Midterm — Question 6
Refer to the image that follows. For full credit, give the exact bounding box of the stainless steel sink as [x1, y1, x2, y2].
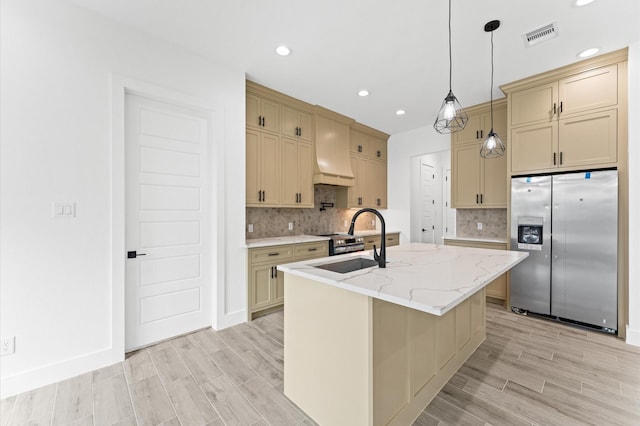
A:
[313, 257, 379, 274]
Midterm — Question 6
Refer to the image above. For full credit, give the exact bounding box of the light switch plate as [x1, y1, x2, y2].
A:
[248, 224, 254, 233]
[477, 222, 483, 230]
[288, 222, 293, 231]
[1, 336, 15, 356]
[52, 202, 75, 218]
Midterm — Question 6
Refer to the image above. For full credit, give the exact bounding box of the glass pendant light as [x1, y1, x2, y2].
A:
[434, 0, 468, 134]
[480, 20, 506, 158]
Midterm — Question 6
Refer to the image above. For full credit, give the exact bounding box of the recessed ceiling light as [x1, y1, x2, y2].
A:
[275, 45, 291, 56]
[395, 109, 406, 116]
[574, 0, 596, 6]
[358, 90, 370, 97]
[577, 47, 599, 58]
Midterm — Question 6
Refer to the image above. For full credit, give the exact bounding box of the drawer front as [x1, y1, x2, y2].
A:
[294, 241, 329, 260]
[385, 233, 400, 247]
[443, 240, 507, 251]
[364, 235, 381, 251]
[249, 245, 294, 265]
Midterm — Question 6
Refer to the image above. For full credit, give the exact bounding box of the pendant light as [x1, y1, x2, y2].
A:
[480, 20, 506, 158]
[433, 0, 468, 134]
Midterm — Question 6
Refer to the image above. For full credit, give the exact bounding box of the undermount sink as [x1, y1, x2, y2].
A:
[314, 257, 379, 274]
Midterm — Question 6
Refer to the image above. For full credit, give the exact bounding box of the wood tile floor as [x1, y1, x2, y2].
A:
[2, 302, 640, 425]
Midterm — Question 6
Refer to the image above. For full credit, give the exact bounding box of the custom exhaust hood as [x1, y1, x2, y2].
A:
[313, 106, 355, 187]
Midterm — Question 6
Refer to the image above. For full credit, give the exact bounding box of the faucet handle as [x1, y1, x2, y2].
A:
[372, 244, 380, 261]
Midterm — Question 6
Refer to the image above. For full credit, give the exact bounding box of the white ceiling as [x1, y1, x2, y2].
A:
[67, 0, 640, 135]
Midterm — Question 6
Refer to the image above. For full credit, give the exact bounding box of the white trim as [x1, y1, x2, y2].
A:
[626, 325, 640, 347]
[1, 348, 114, 397]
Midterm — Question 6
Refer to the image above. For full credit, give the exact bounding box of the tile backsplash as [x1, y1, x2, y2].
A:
[246, 185, 376, 239]
[456, 209, 508, 239]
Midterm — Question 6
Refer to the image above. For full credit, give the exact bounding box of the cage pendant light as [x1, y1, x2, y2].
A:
[434, 0, 468, 134]
[480, 20, 506, 158]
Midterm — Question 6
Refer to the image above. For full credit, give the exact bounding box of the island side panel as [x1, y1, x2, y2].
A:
[373, 289, 486, 426]
[284, 273, 374, 426]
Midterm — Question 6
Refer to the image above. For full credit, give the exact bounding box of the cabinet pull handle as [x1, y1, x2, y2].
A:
[553, 103, 557, 115]
[358, 145, 363, 153]
[377, 150, 381, 157]
[476, 194, 479, 204]
[299, 193, 302, 203]
[274, 268, 277, 278]
[560, 151, 563, 165]
[560, 101, 563, 113]
[553, 152, 557, 165]
[268, 252, 279, 257]
[480, 130, 483, 138]
[358, 197, 362, 205]
[258, 115, 262, 126]
[476, 130, 479, 139]
[270, 266, 274, 279]
[262, 190, 265, 201]
[480, 194, 483, 204]
[377, 198, 381, 206]
[308, 248, 317, 252]
[298, 127, 302, 137]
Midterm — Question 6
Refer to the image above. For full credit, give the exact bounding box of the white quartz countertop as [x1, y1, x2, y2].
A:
[245, 235, 330, 248]
[443, 236, 508, 244]
[278, 243, 527, 316]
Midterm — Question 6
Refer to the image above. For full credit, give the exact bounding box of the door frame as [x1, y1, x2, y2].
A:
[110, 74, 222, 360]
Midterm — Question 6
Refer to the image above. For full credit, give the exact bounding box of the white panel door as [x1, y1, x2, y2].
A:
[125, 93, 211, 351]
[420, 163, 436, 244]
[443, 168, 456, 237]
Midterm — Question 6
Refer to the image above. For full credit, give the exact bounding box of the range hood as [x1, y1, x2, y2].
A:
[313, 106, 355, 187]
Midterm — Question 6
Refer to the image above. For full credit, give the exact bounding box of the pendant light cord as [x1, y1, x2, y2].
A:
[490, 28, 494, 130]
[448, 0, 452, 92]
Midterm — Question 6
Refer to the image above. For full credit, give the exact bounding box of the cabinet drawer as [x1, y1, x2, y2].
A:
[294, 241, 329, 260]
[385, 233, 400, 247]
[364, 235, 381, 251]
[249, 245, 294, 265]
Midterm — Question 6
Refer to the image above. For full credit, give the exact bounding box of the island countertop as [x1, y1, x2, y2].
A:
[278, 242, 528, 316]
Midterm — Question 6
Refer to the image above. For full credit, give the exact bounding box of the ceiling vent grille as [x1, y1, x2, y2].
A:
[523, 22, 558, 47]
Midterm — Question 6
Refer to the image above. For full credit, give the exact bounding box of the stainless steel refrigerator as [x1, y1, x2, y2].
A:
[510, 170, 618, 333]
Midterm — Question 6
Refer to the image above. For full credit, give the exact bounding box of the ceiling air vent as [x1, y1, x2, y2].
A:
[523, 22, 558, 47]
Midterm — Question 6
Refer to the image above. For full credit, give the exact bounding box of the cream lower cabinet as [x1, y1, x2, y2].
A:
[248, 241, 328, 318]
[281, 137, 313, 207]
[363, 232, 400, 251]
[443, 239, 508, 304]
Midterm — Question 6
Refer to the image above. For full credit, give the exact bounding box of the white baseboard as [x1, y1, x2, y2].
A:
[0, 347, 122, 399]
[626, 324, 640, 347]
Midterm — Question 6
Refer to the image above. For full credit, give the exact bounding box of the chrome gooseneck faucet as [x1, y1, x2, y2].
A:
[348, 208, 386, 268]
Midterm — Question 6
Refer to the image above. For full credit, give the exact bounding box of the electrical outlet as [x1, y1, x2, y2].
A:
[343, 220, 348, 227]
[1, 336, 15, 356]
[288, 222, 293, 231]
[52, 202, 75, 218]
[477, 222, 483, 230]
[248, 224, 254, 233]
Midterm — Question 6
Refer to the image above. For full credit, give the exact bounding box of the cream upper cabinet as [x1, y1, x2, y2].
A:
[369, 159, 387, 208]
[451, 100, 507, 208]
[246, 129, 280, 206]
[506, 60, 623, 174]
[282, 105, 313, 142]
[281, 137, 314, 208]
[246, 93, 280, 133]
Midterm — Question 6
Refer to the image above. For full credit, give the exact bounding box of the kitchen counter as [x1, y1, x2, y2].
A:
[245, 234, 329, 248]
[278, 243, 526, 316]
[281, 243, 527, 425]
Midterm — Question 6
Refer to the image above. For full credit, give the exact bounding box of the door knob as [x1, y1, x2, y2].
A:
[127, 251, 147, 258]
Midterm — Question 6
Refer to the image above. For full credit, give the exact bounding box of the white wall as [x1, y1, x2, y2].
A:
[626, 40, 640, 346]
[0, 0, 246, 397]
[385, 127, 450, 243]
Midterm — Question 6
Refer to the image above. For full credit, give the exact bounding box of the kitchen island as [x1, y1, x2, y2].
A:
[277, 243, 528, 426]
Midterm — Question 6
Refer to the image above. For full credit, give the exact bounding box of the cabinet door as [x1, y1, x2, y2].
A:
[281, 106, 299, 139]
[246, 93, 262, 130]
[510, 122, 558, 173]
[274, 266, 285, 304]
[297, 111, 313, 142]
[370, 137, 387, 161]
[364, 235, 381, 251]
[350, 131, 367, 155]
[261, 99, 280, 133]
[297, 142, 314, 207]
[452, 113, 483, 145]
[452, 144, 481, 208]
[250, 264, 275, 312]
[246, 130, 261, 205]
[486, 275, 507, 299]
[369, 160, 387, 208]
[281, 137, 299, 206]
[510, 82, 557, 127]
[350, 156, 368, 207]
[260, 132, 281, 205]
[558, 64, 618, 117]
[481, 153, 507, 208]
[558, 109, 617, 168]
